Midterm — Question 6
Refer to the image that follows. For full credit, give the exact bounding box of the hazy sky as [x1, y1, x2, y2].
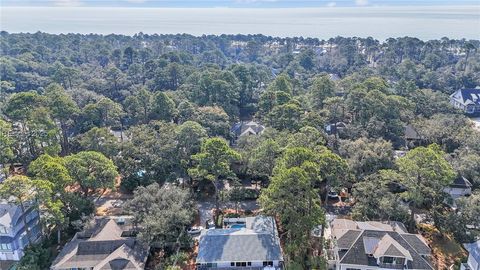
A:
[1, 0, 479, 40]
[1, 0, 480, 8]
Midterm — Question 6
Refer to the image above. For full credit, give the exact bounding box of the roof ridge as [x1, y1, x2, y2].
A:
[398, 233, 434, 270]
[338, 229, 365, 262]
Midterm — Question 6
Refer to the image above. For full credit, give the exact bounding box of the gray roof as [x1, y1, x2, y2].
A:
[339, 230, 433, 269]
[0, 203, 20, 227]
[451, 88, 480, 106]
[0, 201, 36, 228]
[197, 216, 282, 263]
[400, 234, 432, 256]
[51, 218, 148, 270]
[450, 175, 472, 188]
[337, 230, 362, 250]
[405, 125, 421, 140]
[231, 121, 265, 138]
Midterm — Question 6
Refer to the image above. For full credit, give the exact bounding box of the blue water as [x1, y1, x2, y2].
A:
[1, 6, 479, 40]
[230, 224, 246, 229]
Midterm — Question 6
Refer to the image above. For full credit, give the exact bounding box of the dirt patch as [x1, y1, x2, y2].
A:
[418, 224, 467, 269]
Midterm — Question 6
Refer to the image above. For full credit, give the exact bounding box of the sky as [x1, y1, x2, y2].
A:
[1, 0, 480, 8]
[1, 0, 479, 40]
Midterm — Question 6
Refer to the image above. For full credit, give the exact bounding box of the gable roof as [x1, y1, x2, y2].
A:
[450, 175, 472, 189]
[332, 219, 432, 269]
[197, 216, 283, 263]
[51, 218, 148, 270]
[231, 121, 265, 138]
[0, 201, 37, 228]
[0, 203, 20, 227]
[405, 125, 421, 140]
[451, 88, 480, 106]
[338, 230, 362, 250]
[373, 234, 412, 260]
[339, 230, 433, 269]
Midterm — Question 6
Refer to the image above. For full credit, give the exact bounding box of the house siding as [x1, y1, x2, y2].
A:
[197, 260, 281, 270]
[467, 254, 479, 270]
[443, 187, 472, 198]
[0, 206, 41, 262]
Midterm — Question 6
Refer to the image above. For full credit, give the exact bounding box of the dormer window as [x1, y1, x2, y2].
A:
[381, 256, 406, 265]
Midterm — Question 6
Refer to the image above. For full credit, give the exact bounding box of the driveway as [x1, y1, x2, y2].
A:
[196, 199, 260, 226]
[93, 192, 133, 216]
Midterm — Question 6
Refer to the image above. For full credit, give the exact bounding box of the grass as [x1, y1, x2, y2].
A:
[418, 224, 467, 269]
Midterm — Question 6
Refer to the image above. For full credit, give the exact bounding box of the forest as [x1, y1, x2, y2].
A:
[0, 32, 479, 269]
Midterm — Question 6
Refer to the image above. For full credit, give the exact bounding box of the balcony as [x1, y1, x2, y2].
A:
[378, 263, 406, 269]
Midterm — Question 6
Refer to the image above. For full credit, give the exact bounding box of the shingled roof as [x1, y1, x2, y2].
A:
[332, 219, 433, 270]
[451, 88, 480, 106]
[196, 216, 283, 264]
[231, 121, 265, 138]
[51, 218, 148, 270]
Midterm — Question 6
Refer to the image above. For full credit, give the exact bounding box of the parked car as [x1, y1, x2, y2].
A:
[187, 226, 204, 235]
[327, 190, 339, 199]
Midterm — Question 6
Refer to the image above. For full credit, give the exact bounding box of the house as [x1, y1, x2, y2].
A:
[462, 240, 480, 270]
[51, 217, 149, 270]
[325, 122, 347, 136]
[196, 216, 283, 269]
[444, 175, 473, 200]
[231, 121, 265, 141]
[404, 125, 422, 149]
[450, 88, 480, 114]
[329, 219, 433, 270]
[0, 201, 41, 265]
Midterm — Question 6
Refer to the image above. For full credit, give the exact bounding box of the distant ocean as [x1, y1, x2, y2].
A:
[1, 6, 479, 40]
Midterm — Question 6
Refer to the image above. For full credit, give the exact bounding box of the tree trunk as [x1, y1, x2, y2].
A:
[213, 177, 220, 226]
[57, 228, 61, 244]
[60, 121, 69, 155]
[1, 163, 8, 179]
[324, 184, 329, 207]
[409, 204, 416, 232]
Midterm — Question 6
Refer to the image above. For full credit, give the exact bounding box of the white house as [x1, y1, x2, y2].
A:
[230, 121, 265, 142]
[450, 88, 480, 114]
[0, 202, 41, 265]
[196, 216, 283, 270]
[462, 240, 480, 270]
[444, 175, 473, 200]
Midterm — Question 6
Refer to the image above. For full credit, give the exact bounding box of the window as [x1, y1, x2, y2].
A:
[247, 262, 251, 266]
[231, 262, 235, 267]
[382, 256, 394, 264]
[263, 261, 273, 267]
[346, 268, 361, 270]
[234, 262, 248, 267]
[0, 243, 12, 251]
